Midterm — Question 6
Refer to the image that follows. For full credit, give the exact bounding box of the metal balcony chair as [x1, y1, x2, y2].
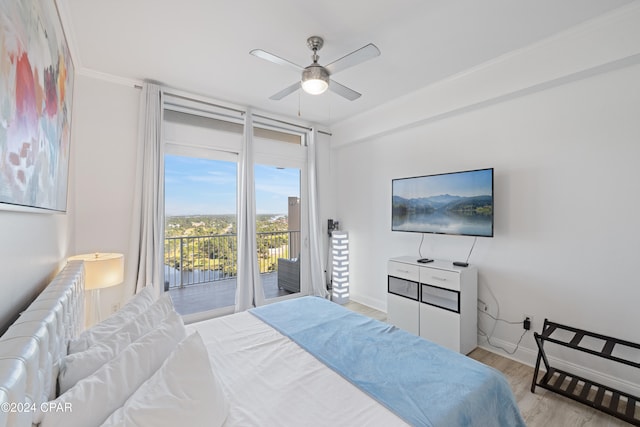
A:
[277, 257, 300, 293]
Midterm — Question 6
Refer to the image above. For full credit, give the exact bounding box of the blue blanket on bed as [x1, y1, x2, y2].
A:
[250, 297, 525, 427]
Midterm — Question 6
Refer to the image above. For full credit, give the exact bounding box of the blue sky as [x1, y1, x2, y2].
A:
[164, 155, 300, 216]
[393, 168, 493, 199]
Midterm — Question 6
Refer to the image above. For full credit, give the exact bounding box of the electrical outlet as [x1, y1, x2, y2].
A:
[111, 303, 120, 314]
[477, 299, 488, 312]
[523, 314, 533, 330]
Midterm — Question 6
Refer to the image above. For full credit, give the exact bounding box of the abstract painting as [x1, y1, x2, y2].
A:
[0, 0, 74, 212]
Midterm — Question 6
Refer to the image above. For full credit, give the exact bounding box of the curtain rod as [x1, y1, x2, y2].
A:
[164, 103, 244, 124]
[248, 112, 309, 131]
[135, 84, 332, 136]
[163, 91, 245, 115]
[246, 112, 332, 136]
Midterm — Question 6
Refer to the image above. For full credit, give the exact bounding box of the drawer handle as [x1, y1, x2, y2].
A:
[432, 276, 448, 282]
[397, 269, 410, 274]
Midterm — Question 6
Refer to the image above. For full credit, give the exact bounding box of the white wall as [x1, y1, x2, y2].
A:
[331, 6, 640, 392]
[315, 132, 334, 286]
[71, 75, 140, 312]
[0, 210, 70, 331]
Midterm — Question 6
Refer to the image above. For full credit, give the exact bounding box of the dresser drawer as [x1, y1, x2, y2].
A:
[387, 261, 419, 282]
[419, 268, 460, 291]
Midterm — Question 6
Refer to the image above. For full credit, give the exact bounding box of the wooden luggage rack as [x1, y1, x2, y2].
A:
[531, 319, 640, 426]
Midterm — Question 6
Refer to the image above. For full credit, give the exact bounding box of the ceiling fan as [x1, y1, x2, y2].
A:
[250, 36, 380, 101]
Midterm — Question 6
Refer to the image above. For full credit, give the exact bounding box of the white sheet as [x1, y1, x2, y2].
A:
[188, 312, 408, 427]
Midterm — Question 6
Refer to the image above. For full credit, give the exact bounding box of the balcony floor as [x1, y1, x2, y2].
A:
[168, 271, 293, 316]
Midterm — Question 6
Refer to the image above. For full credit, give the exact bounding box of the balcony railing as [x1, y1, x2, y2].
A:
[164, 231, 300, 289]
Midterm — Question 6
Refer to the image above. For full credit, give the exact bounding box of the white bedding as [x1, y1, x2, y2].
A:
[188, 312, 409, 427]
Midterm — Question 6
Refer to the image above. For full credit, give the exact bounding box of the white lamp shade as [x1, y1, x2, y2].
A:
[69, 253, 124, 290]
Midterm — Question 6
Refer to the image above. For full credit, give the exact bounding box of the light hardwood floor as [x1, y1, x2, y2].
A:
[343, 301, 630, 427]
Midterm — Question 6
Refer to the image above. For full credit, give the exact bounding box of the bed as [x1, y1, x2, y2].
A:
[0, 261, 525, 426]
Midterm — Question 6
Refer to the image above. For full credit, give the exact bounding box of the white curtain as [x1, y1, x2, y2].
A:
[127, 82, 165, 299]
[307, 128, 329, 298]
[235, 109, 262, 311]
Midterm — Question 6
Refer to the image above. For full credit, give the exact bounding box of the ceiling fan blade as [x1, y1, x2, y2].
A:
[325, 43, 380, 75]
[269, 82, 301, 100]
[250, 49, 304, 73]
[329, 80, 361, 101]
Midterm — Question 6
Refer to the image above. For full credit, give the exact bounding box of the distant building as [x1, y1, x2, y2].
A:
[288, 197, 300, 257]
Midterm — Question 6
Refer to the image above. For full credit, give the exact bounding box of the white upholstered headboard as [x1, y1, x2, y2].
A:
[0, 260, 84, 427]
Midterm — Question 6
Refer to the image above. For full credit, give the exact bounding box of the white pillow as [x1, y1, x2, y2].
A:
[69, 286, 155, 354]
[39, 311, 186, 427]
[58, 332, 132, 394]
[118, 294, 174, 342]
[100, 332, 228, 427]
[59, 294, 175, 393]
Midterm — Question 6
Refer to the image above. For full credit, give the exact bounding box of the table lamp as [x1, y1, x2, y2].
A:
[68, 253, 124, 326]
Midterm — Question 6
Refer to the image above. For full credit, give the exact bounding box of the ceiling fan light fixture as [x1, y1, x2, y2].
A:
[252, 36, 379, 101]
[301, 65, 329, 95]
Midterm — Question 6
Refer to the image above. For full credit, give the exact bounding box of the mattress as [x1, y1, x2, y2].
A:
[188, 311, 409, 426]
[188, 297, 525, 427]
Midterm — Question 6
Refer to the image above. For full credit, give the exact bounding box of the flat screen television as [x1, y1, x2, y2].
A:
[392, 168, 493, 237]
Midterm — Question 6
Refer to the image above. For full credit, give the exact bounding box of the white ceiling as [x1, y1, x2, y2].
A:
[58, 0, 632, 127]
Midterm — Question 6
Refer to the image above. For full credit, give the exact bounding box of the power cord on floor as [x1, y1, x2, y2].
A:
[478, 326, 528, 355]
[478, 310, 528, 355]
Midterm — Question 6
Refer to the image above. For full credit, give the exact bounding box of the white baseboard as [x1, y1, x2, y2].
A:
[349, 292, 386, 313]
[477, 334, 640, 397]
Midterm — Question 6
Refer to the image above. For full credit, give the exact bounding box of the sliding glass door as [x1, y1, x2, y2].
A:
[164, 150, 239, 317]
[163, 108, 242, 319]
[162, 102, 309, 317]
[254, 165, 302, 300]
[253, 131, 307, 304]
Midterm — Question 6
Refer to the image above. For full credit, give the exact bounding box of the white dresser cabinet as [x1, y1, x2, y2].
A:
[386, 260, 420, 335]
[387, 256, 477, 354]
